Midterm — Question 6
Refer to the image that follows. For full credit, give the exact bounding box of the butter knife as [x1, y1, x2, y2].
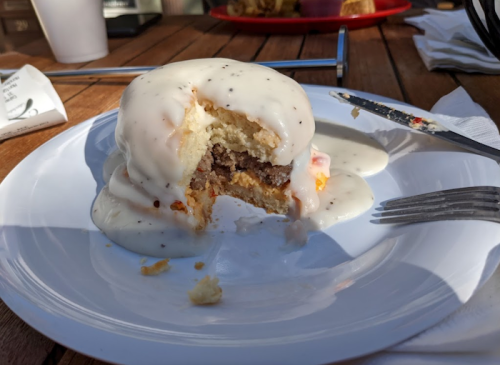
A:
[329, 91, 500, 161]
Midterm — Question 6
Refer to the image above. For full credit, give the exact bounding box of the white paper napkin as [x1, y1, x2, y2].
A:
[405, 9, 500, 74]
[353, 87, 500, 364]
[0, 64, 67, 141]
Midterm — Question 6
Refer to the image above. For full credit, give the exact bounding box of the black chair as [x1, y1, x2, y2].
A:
[465, 0, 500, 60]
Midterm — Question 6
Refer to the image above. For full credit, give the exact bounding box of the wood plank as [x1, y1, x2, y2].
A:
[51, 81, 98, 103]
[255, 35, 303, 62]
[295, 26, 404, 102]
[107, 37, 133, 53]
[0, 81, 125, 183]
[169, 21, 236, 62]
[255, 34, 303, 77]
[0, 50, 55, 71]
[127, 17, 219, 66]
[0, 52, 94, 111]
[9, 36, 132, 71]
[84, 16, 196, 68]
[0, 301, 54, 365]
[58, 350, 109, 365]
[293, 32, 338, 86]
[380, 23, 458, 109]
[0, 27, 154, 121]
[453, 74, 500, 126]
[346, 27, 403, 100]
[12, 38, 52, 57]
[0, 52, 94, 112]
[216, 32, 266, 61]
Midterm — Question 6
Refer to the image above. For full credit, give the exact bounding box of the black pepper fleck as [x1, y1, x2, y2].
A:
[161, 244, 165, 248]
[208, 79, 212, 81]
[330, 202, 333, 204]
[229, 88, 233, 92]
[166, 183, 170, 188]
[226, 104, 230, 107]
[154, 200, 160, 208]
[299, 121, 302, 124]
[138, 220, 142, 223]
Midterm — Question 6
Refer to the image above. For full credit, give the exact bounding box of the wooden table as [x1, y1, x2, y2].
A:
[0, 14, 499, 365]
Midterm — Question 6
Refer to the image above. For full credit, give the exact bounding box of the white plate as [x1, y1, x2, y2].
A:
[1, 85, 500, 365]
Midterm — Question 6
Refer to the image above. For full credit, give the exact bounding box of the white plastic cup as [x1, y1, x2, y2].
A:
[31, 0, 109, 64]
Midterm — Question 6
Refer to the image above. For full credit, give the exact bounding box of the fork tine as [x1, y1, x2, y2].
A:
[384, 194, 500, 211]
[378, 210, 500, 224]
[380, 201, 500, 217]
[384, 186, 500, 208]
[385, 191, 500, 209]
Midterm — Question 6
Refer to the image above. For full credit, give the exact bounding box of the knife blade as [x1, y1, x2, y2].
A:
[329, 91, 500, 161]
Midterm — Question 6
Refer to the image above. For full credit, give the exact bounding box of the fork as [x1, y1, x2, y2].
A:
[377, 186, 500, 224]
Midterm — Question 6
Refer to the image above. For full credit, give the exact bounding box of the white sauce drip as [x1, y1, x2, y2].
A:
[103, 149, 124, 184]
[300, 119, 388, 229]
[313, 119, 388, 177]
[304, 169, 375, 230]
[284, 220, 308, 247]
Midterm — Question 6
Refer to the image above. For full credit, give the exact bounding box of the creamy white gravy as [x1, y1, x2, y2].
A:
[303, 169, 375, 230]
[312, 118, 388, 177]
[303, 119, 388, 229]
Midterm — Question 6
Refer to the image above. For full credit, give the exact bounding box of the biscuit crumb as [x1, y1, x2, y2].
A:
[188, 275, 222, 305]
[140, 257, 147, 265]
[194, 261, 205, 270]
[141, 258, 171, 276]
[106, 243, 112, 248]
[351, 106, 360, 119]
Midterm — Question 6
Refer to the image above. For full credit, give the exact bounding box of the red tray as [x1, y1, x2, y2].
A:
[209, 0, 411, 33]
